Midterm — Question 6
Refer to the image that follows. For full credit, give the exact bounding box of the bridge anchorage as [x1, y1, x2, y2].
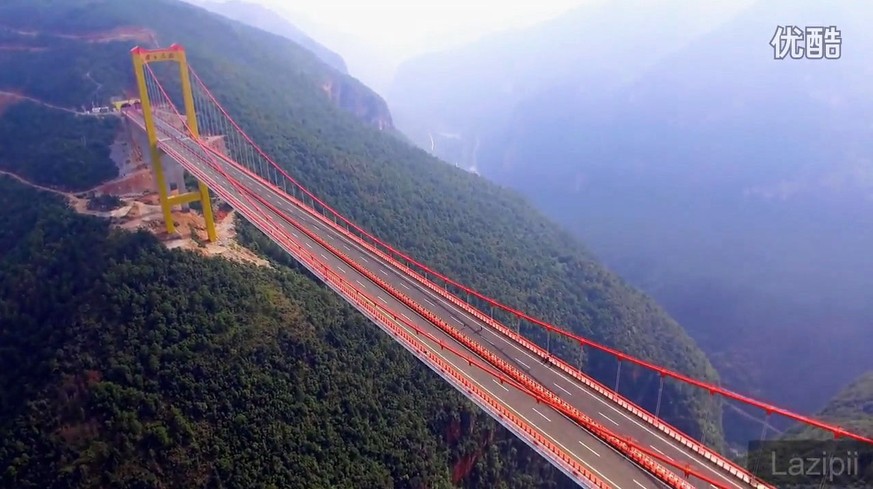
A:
[122, 44, 873, 489]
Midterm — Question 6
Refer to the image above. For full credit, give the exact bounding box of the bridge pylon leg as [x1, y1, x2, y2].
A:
[130, 43, 218, 242]
[152, 153, 177, 236]
[132, 49, 176, 237]
[178, 48, 218, 243]
[197, 180, 217, 242]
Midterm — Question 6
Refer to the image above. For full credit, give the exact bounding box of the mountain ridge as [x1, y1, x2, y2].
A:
[389, 0, 755, 163]
[190, 0, 348, 73]
[801, 371, 873, 438]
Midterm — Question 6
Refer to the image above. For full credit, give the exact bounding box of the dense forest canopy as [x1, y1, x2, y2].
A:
[0, 176, 577, 488]
[0, 102, 119, 191]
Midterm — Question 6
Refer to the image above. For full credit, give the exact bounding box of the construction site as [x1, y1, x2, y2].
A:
[1, 25, 266, 268]
[61, 102, 269, 268]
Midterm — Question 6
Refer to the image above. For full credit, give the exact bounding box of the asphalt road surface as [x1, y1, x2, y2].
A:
[132, 111, 757, 489]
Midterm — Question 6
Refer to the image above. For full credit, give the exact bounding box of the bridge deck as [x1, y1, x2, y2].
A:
[127, 109, 759, 489]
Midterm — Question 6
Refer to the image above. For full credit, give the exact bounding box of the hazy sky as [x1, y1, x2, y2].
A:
[271, 0, 590, 59]
[238, 0, 594, 90]
[206, 0, 762, 92]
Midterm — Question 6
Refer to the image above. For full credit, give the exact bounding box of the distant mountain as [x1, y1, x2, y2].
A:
[194, 0, 348, 73]
[777, 371, 873, 442]
[183, 0, 391, 129]
[746, 372, 873, 486]
[390, 0, 873, 446]
[389, 0, 753, 168]
[277, 9, 398, 94]
[805, 372, 873, 438]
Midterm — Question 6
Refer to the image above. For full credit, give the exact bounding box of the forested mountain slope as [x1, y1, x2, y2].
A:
[0, 176, 577, 488]
[0, 103, 119, 191]
[742, 373, 873, 487]
[0, 0, 721, 458]
[786, 372, 873, 440]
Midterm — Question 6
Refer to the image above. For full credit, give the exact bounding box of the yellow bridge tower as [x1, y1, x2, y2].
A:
[130, 44, 217, 242]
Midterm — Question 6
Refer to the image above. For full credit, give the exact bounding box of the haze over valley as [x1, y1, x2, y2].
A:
[387, 0, 873, 442]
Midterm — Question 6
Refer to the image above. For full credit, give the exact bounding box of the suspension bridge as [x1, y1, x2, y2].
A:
[121, 44, 873, 489]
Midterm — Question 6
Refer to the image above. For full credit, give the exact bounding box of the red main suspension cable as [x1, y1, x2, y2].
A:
[186, 67, 873, 445]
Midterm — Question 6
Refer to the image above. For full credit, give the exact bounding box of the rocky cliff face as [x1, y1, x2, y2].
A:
[322, 77, 393, 131]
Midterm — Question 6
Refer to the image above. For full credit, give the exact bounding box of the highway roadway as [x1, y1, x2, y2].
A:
[221, 163, 755, 489]
[139, 111, 670, 489]
[132, 110, 758, 489]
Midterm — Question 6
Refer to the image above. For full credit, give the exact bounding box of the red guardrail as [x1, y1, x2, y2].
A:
[182, 131, 771, 488]
[326, 225, 766, 487]
[168, 100, 768, 486]
[167, 128, 696, 489]
[191, 65, 873, 457]
[170, 141, 611, 489]
[270, 179, 753, 487]
[141, 102, 679, 487]
[269, 174, 761, 485]
[130, 80, 739, 488]
[128, 109, 611, 489]
[260, 185, 763, 485]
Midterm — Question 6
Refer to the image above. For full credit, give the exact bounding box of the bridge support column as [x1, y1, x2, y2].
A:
[177, 47, 217, 243]
[132, 51, 176, 236]
[197, 180, 217, 242]
[152, 154, 177, 236]
[131, 44, 218, 242]
[655, 374, 665, 417]
[614, 360, 622, 392]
